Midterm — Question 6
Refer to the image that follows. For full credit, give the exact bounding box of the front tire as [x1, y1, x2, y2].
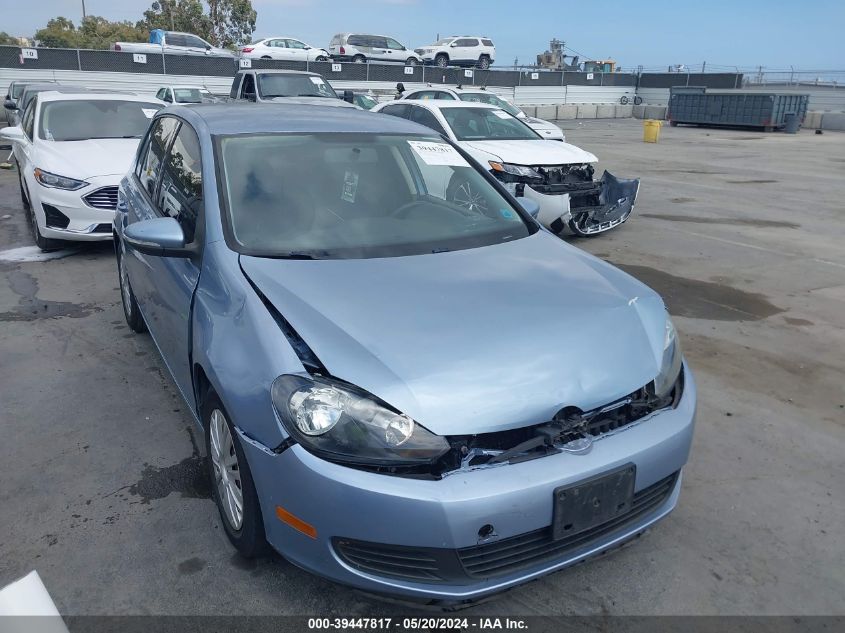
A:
[204, 392, 268, 558]
[315, 55, 328, 62]
[435, 53, 449, 68]
[405, 57, 417, 66]
[118, 246, 147, 333]
[23, 178, 65, 252]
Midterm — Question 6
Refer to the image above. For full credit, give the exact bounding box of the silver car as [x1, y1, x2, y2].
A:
[329, 33, 422, 65]
[115, 103, 695, 605]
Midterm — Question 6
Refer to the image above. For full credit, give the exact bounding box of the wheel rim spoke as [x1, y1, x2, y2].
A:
[209, 408, 244, 530]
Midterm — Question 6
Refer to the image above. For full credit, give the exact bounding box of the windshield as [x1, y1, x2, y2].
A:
[218, 134, 532, 259]
[459, 93, 522, 117]
[38, 100, 162, 141]
[257, 74, 338, 99]
[174, 88, 202, 103]
[441, 107, 539, 141]
[355, 94, 378, 110]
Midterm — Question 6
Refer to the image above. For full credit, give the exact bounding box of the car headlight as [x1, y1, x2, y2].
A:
[489, 161, 543, 182]
[653, 317, 683, 398]
[34, 168, 88, 191]
[271, 374, 450, 467]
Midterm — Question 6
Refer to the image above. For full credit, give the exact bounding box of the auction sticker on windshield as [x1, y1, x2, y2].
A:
[408, 141, 469, 167]
[309, 76, 325, 85]
[492, 110, 512, 119]
[142, 108, 157, 118]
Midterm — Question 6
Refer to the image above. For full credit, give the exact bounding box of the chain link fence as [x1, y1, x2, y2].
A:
[2, 45, 749, 91]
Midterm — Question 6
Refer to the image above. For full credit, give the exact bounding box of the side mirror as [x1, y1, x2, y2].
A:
[450, 42, 458, 48]
[0, 126, 25, 142]
[124, 217, 191, 257]
[205, 45, 212, 50]
[342, 90, 354, 103]
[4, 99, 17, 111]
[517, 197, 541, 219]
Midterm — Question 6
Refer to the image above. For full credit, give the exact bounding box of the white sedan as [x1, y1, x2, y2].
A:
[240, 37, 330, 62]
[372, 100, 640, 236]
[399, 85, 565, 141]
[0, 91, 164, 250]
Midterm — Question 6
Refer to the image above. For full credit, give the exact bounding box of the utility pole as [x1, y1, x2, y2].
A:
[701, 61, 706, 73]
[81, 0, 86, 19]
[169, 0, 175, 31]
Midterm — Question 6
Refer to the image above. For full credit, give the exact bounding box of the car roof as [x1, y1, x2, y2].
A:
[403, 100, 500, 110]
[237, 69, 319, 76]
[38, 91, 163, 104]
[169, 103, 439, 136]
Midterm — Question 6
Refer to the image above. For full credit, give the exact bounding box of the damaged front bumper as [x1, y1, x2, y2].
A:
[506, 171, 640, 237]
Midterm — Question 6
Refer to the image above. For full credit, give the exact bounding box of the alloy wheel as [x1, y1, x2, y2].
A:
[209, 409, 244, 531]
[119, 254, 133, 318]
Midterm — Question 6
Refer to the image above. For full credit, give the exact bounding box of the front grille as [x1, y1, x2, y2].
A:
[83, 186, 119, 210]
[457, 472, 679, 578]
[333, 471, 679, 584]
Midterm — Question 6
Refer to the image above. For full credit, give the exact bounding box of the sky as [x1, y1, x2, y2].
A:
[2, 0, 843, 71]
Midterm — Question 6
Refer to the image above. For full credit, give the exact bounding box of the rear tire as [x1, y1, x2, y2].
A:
[203, 392, 268, 559]
[477, 55, 491, 70]
[352, 55, 366, 64]
[435, 53, 449, 68]
[633, 96, 643, 106]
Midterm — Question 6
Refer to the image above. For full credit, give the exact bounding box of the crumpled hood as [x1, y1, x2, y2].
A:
[35, 138, 141, 179]
[462, 139, 597, 166]
[240, 231, 668, 436]
[524, 116, 559, 130]
[267, 96, 356, 108]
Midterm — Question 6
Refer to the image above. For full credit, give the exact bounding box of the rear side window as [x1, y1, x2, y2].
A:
[330, 34, 343, 46]
[481, 39, 494, 47]
[379, 104, 410, 118]
[137, 116, 180, 198]
[369, 36, 388, 48]
[347, 35, 366, 47]
[408, 106, 447, 136]
[156, 123, 203, 243]
[455, 39, 479, 47]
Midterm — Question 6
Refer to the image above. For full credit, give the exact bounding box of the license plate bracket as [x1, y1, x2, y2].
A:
[552, 463, 636, 541]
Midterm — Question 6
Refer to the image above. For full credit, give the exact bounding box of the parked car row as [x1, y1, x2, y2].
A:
[111, 28, 496, 68]
[0, 71, 693, 606]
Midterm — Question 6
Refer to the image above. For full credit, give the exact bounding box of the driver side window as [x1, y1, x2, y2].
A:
[22, 99, 36, 140]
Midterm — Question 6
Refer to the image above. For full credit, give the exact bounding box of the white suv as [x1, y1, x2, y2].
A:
[414, 36, 495, 69]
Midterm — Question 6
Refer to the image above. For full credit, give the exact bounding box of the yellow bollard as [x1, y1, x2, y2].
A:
[643, 119, 662, 143]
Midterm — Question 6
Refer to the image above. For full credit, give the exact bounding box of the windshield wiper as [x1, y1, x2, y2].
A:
[264, 251, 330, 260]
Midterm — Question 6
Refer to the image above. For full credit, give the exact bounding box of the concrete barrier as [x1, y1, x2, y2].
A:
[615, 105, 634, 118]
[536, 105, 557, 120]
[520, 105, 537, 117]
[555, 104, 578, 120]
[821, 112, 845, 131]
[596, 105, 616, 119]
[644, 105, 668, 120]
[576, 104, 598, 119]
[632, 105, 647, 119]
[802, 112, 822, 129]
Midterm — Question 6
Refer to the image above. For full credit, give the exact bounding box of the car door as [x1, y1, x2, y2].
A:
[164, 33, 187, 54]
[284, 39, 309, 62]
[183, 34, 210, 55]
[451, 38, 479, 63]
[124, 116, 204, 404]
[13, 98, 37, 191]
[384, 37, 407, 62]
[369, 36, 390, 62]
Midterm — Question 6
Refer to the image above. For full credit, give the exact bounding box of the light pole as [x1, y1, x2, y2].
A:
[82, 0, 86, 19]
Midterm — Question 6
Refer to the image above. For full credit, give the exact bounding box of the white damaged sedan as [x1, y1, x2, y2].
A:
[0, 91, 164, 250]
[373, 100, 640, 236]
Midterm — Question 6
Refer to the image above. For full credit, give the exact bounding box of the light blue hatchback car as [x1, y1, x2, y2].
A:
[114, 103, 695, 605]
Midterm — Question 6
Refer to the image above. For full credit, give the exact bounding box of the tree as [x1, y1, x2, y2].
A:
[34, 17, 78, 48]
[0, 32, 21, 46]
[207, 0, 256, 48]
[138, 1, 213, 43]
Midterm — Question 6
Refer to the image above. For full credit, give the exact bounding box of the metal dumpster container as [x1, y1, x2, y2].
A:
[668, 86, 809, 131]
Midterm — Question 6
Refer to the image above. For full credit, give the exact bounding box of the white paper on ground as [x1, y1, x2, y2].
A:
[0, 245, 80, 263]
[0, 571, 68, 633]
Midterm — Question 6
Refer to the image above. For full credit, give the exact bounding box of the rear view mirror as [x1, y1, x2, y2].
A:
[342, 90, 355, 103]
[124, 217, 192, 257]
[517, 198, 541, 219]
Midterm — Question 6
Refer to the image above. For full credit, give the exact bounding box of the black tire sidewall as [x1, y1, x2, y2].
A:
[117, 246, 147, 333]
[202, 391, 268, 558]
[436, 54, 448, 68]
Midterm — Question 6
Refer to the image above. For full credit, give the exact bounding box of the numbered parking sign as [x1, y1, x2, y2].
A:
[586, 72, 594, 80]
[464, 69, 473, 78]
[239, 58, 251, 68]
[133, 54, 147, 64]
[21, 48, 38, 60]
[404, 66, 414, 75]
[530, 72, 539, 80]
[331, 63, 342, 72]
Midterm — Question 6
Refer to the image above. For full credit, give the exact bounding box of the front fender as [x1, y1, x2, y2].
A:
[191, 241, 304, 449]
